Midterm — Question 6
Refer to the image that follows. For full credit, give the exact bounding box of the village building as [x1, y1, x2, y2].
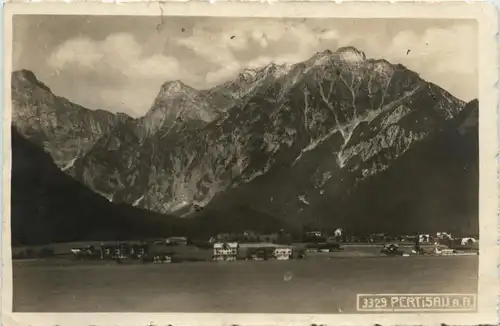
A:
[213, 242, 239, 261]
[100, 245, 113, 259]
[128, 244, 148, 259]
[273, 247, 293, 260]
[461, 237, 477, 246]
[246, 247, 273, 260]
[419, 234, 431, 243]
[71, 245, 98, 260]
[436, 232, 452, 240]
[153, 254, 173, 264]
[434, 244, 454, 256]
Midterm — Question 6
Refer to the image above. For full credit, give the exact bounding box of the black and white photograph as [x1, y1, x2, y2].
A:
[2, 2, 498, 325]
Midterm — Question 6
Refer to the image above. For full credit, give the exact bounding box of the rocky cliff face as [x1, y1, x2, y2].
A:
[11, 126, 166, 245]
[11, 127, 287, 245]
[11, 70, 132, 169]
[201, 98, 478, 235]
[11, 46, 476, 234]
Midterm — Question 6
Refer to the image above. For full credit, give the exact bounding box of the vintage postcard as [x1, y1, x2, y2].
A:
[2, 1, 499, 325]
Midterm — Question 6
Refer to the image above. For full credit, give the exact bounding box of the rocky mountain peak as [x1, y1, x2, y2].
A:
[147, 80, 203, 118]
[238, 68, 258, 80]
[12, 69, 51, 92]
[308, 46, 367, 67]
[12, 69, 37, 82]
[262, 62, 293, 78]
[308, 49, 334, 67]
[336, 46, 367, 62]
[311, 49, 333, 59]
[138, 79, 218, 138]
[157, 80, 195, 99]
[11, 70, 132, 168]
[369, 59, 394, 76]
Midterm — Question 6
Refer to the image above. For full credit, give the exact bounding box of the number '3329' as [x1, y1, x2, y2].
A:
[360, 297, 388, 309]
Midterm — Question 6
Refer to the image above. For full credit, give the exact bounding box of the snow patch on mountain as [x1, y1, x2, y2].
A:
[97, 191, 114, 202]
[62, 157, 78, 171]
[336, 85, 423, 168]
[293, 127, 340, 165]
[264, 63, 293, 78]
[380, 105, 412, 129]
[133, 195, 144, 207]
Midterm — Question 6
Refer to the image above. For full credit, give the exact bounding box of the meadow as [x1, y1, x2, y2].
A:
[13, 254, 478, 313]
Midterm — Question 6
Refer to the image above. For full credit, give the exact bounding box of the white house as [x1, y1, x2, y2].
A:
[153, 254, 172, 264]
[461, 237, 477, 246]
[213, 242, 239, 261]
[273, 247, 293, 260]
[436, 232, 452, 240]
[419, 234, 431, 243]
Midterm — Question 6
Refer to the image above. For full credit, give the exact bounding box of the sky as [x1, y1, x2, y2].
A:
[12, 16, 478, 118]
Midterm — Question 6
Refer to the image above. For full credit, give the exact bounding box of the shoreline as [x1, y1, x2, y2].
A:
[12, 251, 478, 267]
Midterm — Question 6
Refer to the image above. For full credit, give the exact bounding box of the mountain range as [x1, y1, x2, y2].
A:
[11, 46, 479, 245]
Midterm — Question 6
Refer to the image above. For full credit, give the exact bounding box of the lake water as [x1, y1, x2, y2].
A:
[13, 255, 478, 313]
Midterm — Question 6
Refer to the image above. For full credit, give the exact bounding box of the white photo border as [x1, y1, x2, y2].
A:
[2, 1, 498, 325]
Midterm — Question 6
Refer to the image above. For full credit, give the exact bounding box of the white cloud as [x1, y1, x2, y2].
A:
[43, 20, 477, 117]
[247, 54, 299, 69]
[381, 24, 477, 101]
[60, 82, 163, 118]
[48, 37, 103, 68]
[319, 30, 339, 41]
[130, 55, 179, 79]
[48, 33, 181, 82]
[205, 61, 242, 85]
[222, 31, 249, 51]
[169, 21, 477, 101]
[176, 21, 343, 87]
[230, 21, 476, 101]
[176, 28, 236, 66]
[247, 56, 275, 69]
[98, 84, 162, 117]
[46, 33, 185, 116]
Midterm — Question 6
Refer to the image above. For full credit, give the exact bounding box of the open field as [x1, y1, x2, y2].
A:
[13, 255, 477, 313]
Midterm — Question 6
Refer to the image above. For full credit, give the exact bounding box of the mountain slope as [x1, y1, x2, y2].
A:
[12, 46, 477, 235]
[197, 99, 479, 235]
[11, 126, 167, 245]
[137, 80, 220, 140]
[11, 127, 287, 245]
[68, 47, 466, 224]
[11, 70, 133, 169]
[337, 99, 479, 235]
